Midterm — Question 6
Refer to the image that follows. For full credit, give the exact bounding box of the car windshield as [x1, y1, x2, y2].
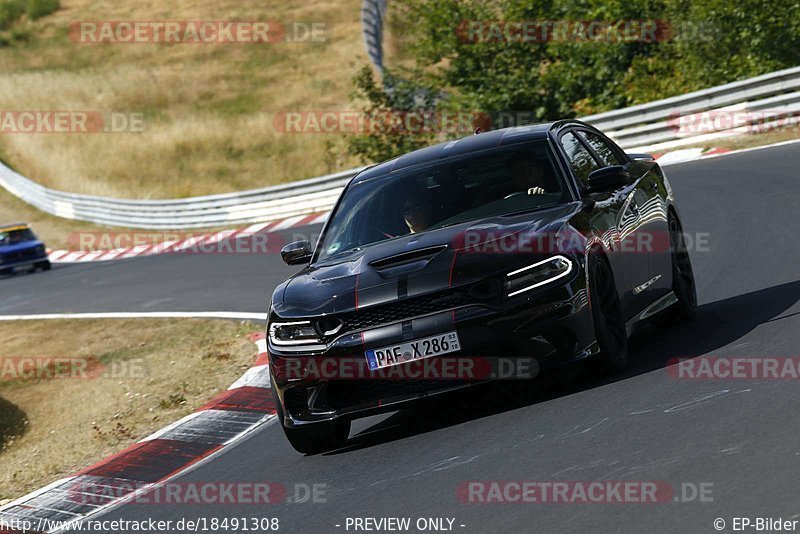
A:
[317, 141, 569, 261]
[0, 228, 36, 246]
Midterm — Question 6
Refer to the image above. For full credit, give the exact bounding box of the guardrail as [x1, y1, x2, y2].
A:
[361, 0, 387, 73]
[0, 162, 364, 229]
[584, 65, 800, 149]
[1, 65, 799, 229]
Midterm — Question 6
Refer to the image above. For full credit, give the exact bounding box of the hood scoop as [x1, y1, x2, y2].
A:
[368, 245, 447, 277]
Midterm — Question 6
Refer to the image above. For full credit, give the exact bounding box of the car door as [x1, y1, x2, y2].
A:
[557, 129, 650, 320]
[577, 129, 670, 312]
[578, 129, 672, 305]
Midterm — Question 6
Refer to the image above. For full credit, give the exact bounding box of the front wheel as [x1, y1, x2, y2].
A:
[35, 260, 52, 271]
[274, 391, 350, 454]
[588, 254, 629, 371]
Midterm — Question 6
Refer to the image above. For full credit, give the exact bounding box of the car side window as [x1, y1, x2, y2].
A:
[578, 131, 623, 167]
[560, 132, 600, 187]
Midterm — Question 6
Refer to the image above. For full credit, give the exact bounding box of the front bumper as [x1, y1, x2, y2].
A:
[269, 270, 595, 428]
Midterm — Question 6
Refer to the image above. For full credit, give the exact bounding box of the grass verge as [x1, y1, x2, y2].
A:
[692, 129, 800, 153]
[0, 0, 365, 199]
[0, 318, 264, 501]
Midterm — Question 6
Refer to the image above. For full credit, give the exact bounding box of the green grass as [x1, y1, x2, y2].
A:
[0, 1, 25, 31]
[26, 0, 59, 20]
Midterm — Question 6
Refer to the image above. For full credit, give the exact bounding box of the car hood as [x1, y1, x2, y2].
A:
[271, 203, 583, 318]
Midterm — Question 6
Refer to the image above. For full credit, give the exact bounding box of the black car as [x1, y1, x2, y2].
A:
[268, 120, 696, 454]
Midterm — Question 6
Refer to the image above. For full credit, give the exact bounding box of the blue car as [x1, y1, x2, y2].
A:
[0, 223, 51, 275]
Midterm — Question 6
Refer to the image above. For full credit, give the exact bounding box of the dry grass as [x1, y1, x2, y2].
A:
[0, 0, 366, 199]
[0, 318, 264, 501]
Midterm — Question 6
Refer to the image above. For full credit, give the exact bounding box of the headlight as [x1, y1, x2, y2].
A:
[506, 255, 573, 297]
[269, 321, 322, 346]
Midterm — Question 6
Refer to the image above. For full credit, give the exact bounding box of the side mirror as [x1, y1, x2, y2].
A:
[281, 240, 313, 265]
[585, 165, 630, 193]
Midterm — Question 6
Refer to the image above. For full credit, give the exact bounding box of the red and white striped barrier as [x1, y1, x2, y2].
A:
[47, 212, 330, 264]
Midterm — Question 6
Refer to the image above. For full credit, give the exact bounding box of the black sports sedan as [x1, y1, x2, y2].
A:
[268, 120, 696, 454]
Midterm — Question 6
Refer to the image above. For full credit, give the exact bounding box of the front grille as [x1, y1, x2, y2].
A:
[338, 289, 473, 333]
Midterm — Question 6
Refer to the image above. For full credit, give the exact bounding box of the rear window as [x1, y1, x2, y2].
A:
[317, 141, 570, 261]
[0, 228, 36, 246]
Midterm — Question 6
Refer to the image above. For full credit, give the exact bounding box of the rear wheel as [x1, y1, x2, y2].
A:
[274, 391, 350, 454]
[588, 254, 628, 371]
[655, 214, 697, 324]
[667, 214, 697, 320]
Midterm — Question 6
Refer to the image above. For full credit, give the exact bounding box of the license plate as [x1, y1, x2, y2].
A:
[365, 331, 461, 371]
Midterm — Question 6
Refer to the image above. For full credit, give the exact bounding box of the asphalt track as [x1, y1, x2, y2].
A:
[4, 143, 800, 532]
[0, 228, 317, 316]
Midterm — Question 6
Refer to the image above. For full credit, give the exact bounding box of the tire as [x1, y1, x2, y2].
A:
[274, 390, 350, 455]
[0, 268, 11, 276]
[588, 254, 629, 371]
[35, 260, 52, 271]
[656, 214, 697, 323]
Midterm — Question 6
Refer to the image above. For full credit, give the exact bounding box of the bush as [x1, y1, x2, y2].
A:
[397, 0, 800, 120]
[0, 0, 58, 32]
[26, 0, 59, 20]
[346, 65, 441, 163]
[0, 0, 25, 30]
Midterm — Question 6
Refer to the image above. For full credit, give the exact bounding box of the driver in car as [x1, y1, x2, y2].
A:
[402, 188, 434, 234]
[508, 157, 549, 196]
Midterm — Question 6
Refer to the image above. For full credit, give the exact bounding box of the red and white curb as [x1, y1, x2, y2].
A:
[0, 333, 275, 533]
[47, 211, 330, 264]
[651, 146, 730, 165]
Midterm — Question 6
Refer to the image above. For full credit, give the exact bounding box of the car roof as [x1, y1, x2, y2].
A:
[352, 120, 586, 183]
[0, 222, 30, 232]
